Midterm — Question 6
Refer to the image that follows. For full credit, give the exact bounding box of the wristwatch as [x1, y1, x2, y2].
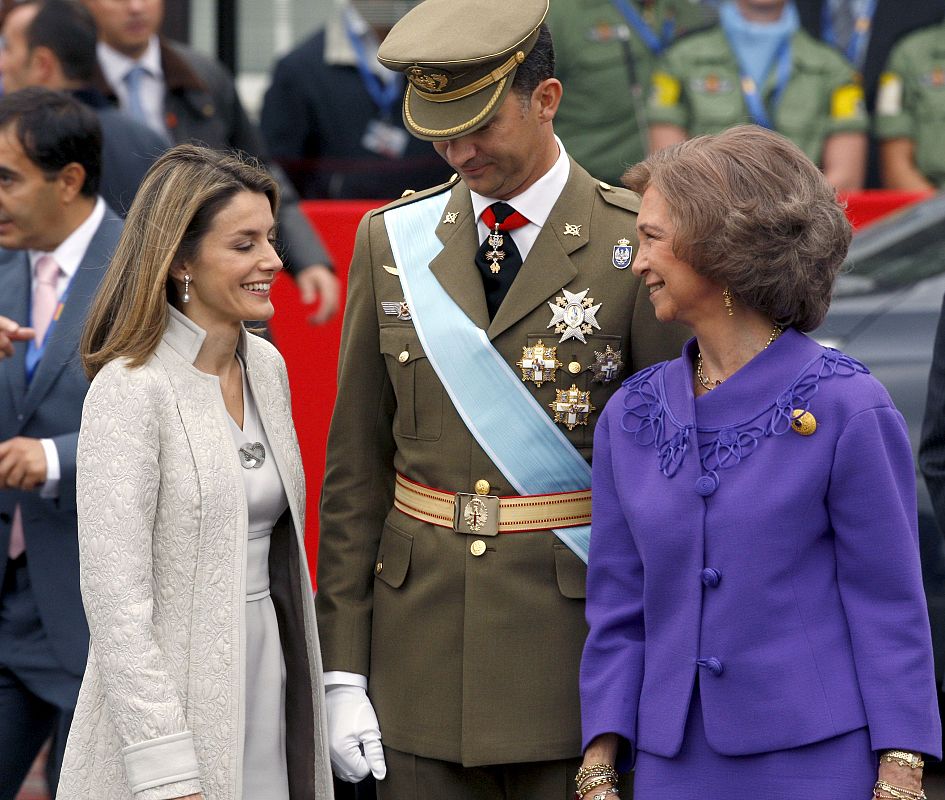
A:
[882, 750, 925, 769]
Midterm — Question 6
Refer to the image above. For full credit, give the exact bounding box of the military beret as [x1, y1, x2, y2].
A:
[377, 0, 549, 141]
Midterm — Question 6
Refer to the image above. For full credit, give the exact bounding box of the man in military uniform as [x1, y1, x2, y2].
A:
[315, 0, 687, 797]
[548, 0, 716, 186]
[875, 18, 945, 190]
[647, 0, 869, 190]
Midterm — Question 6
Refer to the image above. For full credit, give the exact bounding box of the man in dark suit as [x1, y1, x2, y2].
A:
[83, 0, 342, 325]
[0, 87, 123, 800]
[0, 0, 167, 216]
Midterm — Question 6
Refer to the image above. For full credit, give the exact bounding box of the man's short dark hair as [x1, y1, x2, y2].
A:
[511, 23, 555, 99]
[24, 0, 98, 84]
[0, 86, 101, 196]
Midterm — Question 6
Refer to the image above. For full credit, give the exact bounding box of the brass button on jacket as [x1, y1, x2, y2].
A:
[470, 540, 487, 557]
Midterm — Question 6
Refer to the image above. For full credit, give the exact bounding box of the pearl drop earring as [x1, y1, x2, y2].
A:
[183, 274, 191, 304]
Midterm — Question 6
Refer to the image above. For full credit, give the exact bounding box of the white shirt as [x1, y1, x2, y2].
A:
[470, 136, 571, 262]
[325, 1, 399, 83]
[32, 197, 107, 498]
[97, 36, 170, 139]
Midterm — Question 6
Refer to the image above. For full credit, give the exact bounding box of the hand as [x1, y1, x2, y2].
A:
[295, 264, 340, 325]
[876, 756, 923, 796]
[0, 437, 48, 490]
[0, 315, 35, 360]
[325, 684, 387, 782]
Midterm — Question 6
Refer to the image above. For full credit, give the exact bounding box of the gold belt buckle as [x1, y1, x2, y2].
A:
[453, 493, 500, 536]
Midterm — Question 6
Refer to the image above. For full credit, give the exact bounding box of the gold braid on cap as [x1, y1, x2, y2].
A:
[404, 77, 508, 138]
[413, 51, 525, 102]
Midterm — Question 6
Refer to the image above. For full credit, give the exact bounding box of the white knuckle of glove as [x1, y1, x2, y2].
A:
[325, 684, 387, 782]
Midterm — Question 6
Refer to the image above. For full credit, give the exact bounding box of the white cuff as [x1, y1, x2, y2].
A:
[122, 731, 201, 793]
[325, 671, 368, 690]
[39, 438, 59, 499]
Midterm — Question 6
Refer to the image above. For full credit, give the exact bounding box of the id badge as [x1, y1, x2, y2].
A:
[362, 118, 410, 159]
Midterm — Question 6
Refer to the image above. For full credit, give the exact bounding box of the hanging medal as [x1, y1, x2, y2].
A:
[486, 224, 506, 273]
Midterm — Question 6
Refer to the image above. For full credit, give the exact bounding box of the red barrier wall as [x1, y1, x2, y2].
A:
[275, 191, 933, 582]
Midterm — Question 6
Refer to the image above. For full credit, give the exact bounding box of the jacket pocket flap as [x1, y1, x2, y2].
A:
[375, 522, 413, 588]
[554, 543, 587, 599]
[379, 325, 426, 364]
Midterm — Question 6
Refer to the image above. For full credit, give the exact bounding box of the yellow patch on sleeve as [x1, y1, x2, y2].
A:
[876, 72, 903, 116]
[831, 83, 865, 120]
[651, 71, 682, 107]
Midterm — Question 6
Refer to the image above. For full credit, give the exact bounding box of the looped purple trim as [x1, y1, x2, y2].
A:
[619, 349, 869, 483]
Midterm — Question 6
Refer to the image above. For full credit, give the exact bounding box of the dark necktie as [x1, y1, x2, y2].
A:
[475, 201, 529, 319]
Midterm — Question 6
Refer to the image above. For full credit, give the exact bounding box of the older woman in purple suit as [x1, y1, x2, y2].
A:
[576, 125, 941, 800]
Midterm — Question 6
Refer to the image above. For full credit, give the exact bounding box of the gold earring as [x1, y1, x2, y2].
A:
[722, 287, 734, 316]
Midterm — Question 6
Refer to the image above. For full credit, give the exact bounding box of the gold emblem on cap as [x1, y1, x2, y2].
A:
[564, 223, 583, 237]
[407, 67, 450, 93]
[550, 385, 596, 430]
[791, 409, 817, 436]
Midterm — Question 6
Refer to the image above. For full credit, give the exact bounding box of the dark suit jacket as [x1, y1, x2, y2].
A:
[0, 207, 123, 676]
[94, 38, 331, 275]
[316, 161, 689, 766]
[73, 88, 166, 217]
[260, 29, 450, 200]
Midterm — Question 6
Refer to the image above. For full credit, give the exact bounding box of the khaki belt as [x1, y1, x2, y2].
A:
[393, 473, 591, 537]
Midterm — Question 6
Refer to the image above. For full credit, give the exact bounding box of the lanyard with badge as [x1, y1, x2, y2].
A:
[733, 37, 792, 130]
[821, 0, 876, 70]
[344, 10, 409, 159]
[25, 278, 72, 383]
[609, 0, 675, 54]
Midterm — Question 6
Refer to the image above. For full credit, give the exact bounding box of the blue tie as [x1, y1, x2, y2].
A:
[123, 64, 149, 127]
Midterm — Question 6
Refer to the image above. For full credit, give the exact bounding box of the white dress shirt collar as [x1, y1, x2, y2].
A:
[325, 1, 393, 81]
[29, 196, 106, 285]
[97, 35, 164, 89]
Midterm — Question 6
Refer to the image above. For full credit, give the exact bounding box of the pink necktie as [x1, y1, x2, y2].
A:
[8, 255, 60, 559]
[32, 254, 61, 346]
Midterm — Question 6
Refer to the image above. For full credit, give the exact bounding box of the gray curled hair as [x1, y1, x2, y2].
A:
[623, 125, 851, 332]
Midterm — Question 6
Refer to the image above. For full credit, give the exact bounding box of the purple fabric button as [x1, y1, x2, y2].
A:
[700, 568, 722, 587]
[695, 474, 718, 496]
[697, 657, 724, 677]
[719, 428, 737, 446]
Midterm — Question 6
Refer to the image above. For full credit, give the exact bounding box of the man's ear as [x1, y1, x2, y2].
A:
[27, 46, 58, 85]
[534, 77, 563, 123]
[57, 162, 87, 202]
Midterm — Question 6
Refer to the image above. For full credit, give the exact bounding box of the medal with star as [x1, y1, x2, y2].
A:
[547, 288, 602, 344]
[591, 345, 623, 383]
[549, 385, 596, 430]
[517, 340, 562, 386]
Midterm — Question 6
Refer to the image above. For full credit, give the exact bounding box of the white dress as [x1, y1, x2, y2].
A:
[228, 358, 290, 800]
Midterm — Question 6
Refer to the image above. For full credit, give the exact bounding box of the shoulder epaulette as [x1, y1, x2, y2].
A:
[597, 182, 641, 213]
[371, 173, 460, 218]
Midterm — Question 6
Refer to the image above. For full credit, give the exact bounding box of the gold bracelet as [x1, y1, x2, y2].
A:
[575, 764, 617, 788]
[881, 750, 925, 770]
[874, 779, 926, 800]
[578, 775, 616, 795]
[582, 789, 619, 800]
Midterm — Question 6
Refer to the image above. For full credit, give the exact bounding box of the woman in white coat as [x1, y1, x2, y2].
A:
[57, 145, 333, 800]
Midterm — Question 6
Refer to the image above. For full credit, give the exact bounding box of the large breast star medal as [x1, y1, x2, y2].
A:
[517, 340, 562, 386]
[547, 288, 602, 344]
[550, 385, 596, 430]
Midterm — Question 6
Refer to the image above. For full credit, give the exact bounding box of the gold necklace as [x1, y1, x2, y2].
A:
[696, 324, 783, 391]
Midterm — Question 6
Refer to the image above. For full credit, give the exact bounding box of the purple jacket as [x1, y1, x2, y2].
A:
[581, 328, 941, 761]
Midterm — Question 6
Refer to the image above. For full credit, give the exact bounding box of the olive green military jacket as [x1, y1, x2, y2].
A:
[648, 26, 867, 164]
[875, 20, 945, 187]
[316, 159, 687, 767]
[549, 0, 716, 185]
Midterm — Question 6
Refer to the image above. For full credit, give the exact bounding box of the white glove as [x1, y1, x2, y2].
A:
[325, 684, 387, 782]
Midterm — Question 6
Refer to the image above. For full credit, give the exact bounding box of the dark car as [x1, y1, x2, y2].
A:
[816, 193, 945, 681]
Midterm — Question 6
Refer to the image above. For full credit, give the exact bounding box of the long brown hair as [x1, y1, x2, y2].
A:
[81, 144, 278, 378]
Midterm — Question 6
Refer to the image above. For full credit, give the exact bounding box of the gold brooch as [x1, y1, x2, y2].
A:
[791, 409, 817, 436]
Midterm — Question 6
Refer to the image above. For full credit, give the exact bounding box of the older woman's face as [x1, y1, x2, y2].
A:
[633, 186, 721, 328]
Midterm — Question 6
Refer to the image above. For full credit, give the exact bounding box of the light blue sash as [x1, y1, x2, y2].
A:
[385, 192, 592, 562]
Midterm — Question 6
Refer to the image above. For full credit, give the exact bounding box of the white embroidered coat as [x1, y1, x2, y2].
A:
[58, 308, 333, 800]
